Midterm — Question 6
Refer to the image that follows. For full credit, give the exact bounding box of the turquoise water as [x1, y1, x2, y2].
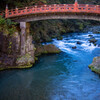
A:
[0, 32, 100, 100]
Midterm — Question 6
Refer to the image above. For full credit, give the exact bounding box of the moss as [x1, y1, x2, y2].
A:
[17, 53, 31, 61]
[16, 53, 35, 67]
[88, 65, 100, 74]
[93, 57, 96, 62]
[35, 57, 38, 61]
[0, 64, 33, 71]
[61, 29, 66, 33]
[34, 47, 36, 50]
[43, 50, 48, 54]
[35, 53, 41, 57]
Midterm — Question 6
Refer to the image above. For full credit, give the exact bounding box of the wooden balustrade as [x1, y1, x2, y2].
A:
[0, 3, 99, 18]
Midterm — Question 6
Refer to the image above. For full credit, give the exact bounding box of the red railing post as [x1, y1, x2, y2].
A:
[86, 4, 89, 13]
[5, 5, 9, 18]
[96, 5, 99, 13]
[25, 7, 28, 14]
[54, 4, 56, 12]
[16, 7, 18, 15]
[74, 0, 78, 12]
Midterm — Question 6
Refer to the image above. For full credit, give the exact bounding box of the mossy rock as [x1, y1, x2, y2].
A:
[88, 57, 100, 75]
[35, 44, 61, 56]
[0, 64, 33, 71]
[89, 65, 100, 74]
[88, 34, 93, 37]
[16, 53, 35, 66]
[94, 31, 100, 34]
[89, 38, 97, 43]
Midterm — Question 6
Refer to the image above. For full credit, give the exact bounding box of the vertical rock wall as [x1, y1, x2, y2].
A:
[0, 22, 35, 69]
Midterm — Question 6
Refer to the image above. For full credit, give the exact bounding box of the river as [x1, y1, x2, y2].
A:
[0, 31, 100, 100]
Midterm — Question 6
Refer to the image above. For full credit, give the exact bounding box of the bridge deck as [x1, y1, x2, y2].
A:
[6, 4, 100, 18]
[0, 2, 100, 19]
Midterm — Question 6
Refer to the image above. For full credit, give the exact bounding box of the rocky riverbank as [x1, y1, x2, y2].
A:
[0, 18, 61, 71]
[0, 42, 61, 71]
[0, 31, 35, 71]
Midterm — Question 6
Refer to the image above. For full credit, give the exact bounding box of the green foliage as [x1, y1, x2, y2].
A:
[0, 16, 17, 35]
[0, 16, 6, 24]
[8, 41, 12, 54]
[0, 0, 99, 10]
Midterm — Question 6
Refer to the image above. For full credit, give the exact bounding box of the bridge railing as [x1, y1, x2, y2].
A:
[5, 3, 100, 18]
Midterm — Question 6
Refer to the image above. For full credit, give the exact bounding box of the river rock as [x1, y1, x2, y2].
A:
[94, 31, 100, 34]
[89, 57, 100, 75]
[72, 46, 77, 49]
[76, 41, 82, 45]
[88, 34, 93, 37]
[89, 38, 97, 43]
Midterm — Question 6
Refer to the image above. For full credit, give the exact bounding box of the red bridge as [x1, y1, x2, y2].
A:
[0, 0, 100, 22]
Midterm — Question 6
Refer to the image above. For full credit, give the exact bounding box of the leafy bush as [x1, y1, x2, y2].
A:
[0, 16, 17, 35]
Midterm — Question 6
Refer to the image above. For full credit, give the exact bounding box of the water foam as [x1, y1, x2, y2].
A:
[53, 32, 100, 54]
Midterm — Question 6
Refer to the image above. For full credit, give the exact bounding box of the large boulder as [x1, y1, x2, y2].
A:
[35, 44, 61, 56]
[89, 57, 100, 75]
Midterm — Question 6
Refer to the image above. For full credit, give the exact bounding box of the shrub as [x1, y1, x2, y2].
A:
[0, 16, 17, 35]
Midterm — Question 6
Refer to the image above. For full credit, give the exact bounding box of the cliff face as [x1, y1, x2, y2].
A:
[16, 34, 35, 66]
[0, 32, 20, 66]
[0, 18, 62, 70]
[0, 28, 35, 70]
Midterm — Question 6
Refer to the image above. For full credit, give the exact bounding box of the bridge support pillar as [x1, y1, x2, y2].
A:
[20, 22, 26, 55]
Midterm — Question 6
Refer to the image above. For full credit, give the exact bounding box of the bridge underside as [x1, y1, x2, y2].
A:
[10, 12, 100, 55]
[10, 12, 100, 22]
